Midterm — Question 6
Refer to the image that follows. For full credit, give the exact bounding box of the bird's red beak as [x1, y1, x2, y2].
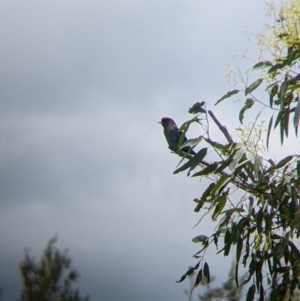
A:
[158, 120, 162, 124]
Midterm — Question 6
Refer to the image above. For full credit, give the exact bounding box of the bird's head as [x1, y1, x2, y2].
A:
[158, 117, 178, 130]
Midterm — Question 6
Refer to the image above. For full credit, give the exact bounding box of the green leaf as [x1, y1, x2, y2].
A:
[194, 200, 204, 213]
[193, 269, 203, 287]
[287, 49, 300, 65]
[288, 73, 300, 85]
[269, 95, 274, 109]
[265, 155, 294, 174]
[239, 98, 254, 124]
[192, 235, 208, 243]
[274, 110, 284, 129]
[211, 175, 232, 196]
[213, 234, 218, 249]
[230, 146, 246, 170]
[266, 81, 280, 91]
[245, 78, 263, 95]
[293, 100, 300, 136]
[289, 215, 300, 227]
[216, 159, 230, 173]
[270, 82, 279, 94]
[237, 217, 247, 239]
[279, 81, 288, 110]
[201, 183, 216, 201]
[259, 285, 264, 301]
[248, 196, 254, 214]
[254, 155, 262, 181]
[275, 155, 293, 169]
[246, 98, 255, 106]
[220, 208, 245, 214]
[224, 229, 231, 256]
[173, 148, 208, 175]
[215, 89, 240, 105]
[217, 214, 231, 229]
[188, 102, 206, 114]
[181, 137, 202, 149]
[235, 263, 239, 288]
[178, 121, 193, 151]
[246, 284, 256, 301]
[203, 262, 210, 284]
[264, 214, 272, 233]
[266, 116, 273, 149]
[280, 116, 285, 145]
[252, 61, 273, 69]
[178, 117, 200, 151]
[249, 257, 257, 275]
[179, 118, 197, 133]
[176, 262, 200, 283]
[236, 237, 243, 263]
[267, 63, 285, 73]
[192, 163, 218, 177]
[176, 274, 186, 283]
[269, 83, 278, 108]
[244, 161, 255, 182]
[257, 208, 263, 234]
[284, 108, 290, 137]
[225, 229, 230, 243]
[212, 192, 227, 220]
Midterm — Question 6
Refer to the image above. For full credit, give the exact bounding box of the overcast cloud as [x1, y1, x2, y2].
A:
[0, 1, 289, 300]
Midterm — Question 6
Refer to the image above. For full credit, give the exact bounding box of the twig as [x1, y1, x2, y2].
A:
[208, 110, 234, 143]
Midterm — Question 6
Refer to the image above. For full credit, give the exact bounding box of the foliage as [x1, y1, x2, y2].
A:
[18, 237, 89, 301]
[174, 1, 300, 300]
[195, 264, 243, 301]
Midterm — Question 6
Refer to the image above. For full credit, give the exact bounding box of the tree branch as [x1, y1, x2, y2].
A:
[208, 110, 234, 144]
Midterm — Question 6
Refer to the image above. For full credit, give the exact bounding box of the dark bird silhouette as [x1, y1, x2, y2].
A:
[158, 117, 196, 155]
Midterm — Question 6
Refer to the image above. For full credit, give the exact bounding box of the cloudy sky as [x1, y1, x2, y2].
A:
[0, 1, 293, 300]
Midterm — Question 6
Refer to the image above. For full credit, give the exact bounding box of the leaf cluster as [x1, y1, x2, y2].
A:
[176, 104, 300, 300]
[172, 2, 300, 298]
[196, 263, 243, 301]
[18, 237, 89, 301]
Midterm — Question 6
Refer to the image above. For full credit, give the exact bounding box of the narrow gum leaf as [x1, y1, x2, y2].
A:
[215, 89, 240, 105]
[266, 116, 273, 149]
[245, 78, 263, 95]
[173, 148, 207, 174]
[293, 100, 300, 136]
[203, 262, 210, 284]
[252, 61, 273, 69]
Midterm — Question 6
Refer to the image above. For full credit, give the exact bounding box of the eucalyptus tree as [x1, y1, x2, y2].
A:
[170, 1, 300, 300]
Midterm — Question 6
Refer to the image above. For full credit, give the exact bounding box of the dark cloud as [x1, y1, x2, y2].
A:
[0, 1, 269, 300]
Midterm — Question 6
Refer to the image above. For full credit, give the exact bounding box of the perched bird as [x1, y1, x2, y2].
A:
[158, 117, 196, 155]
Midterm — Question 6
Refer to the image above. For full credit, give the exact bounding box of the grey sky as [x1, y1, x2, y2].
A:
[0, 1, 282, 300]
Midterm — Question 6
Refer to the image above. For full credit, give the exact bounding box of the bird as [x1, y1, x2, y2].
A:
[158, 117, 196, 155]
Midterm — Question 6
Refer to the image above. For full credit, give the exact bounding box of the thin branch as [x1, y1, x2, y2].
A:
[208, 110, 234, 143]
